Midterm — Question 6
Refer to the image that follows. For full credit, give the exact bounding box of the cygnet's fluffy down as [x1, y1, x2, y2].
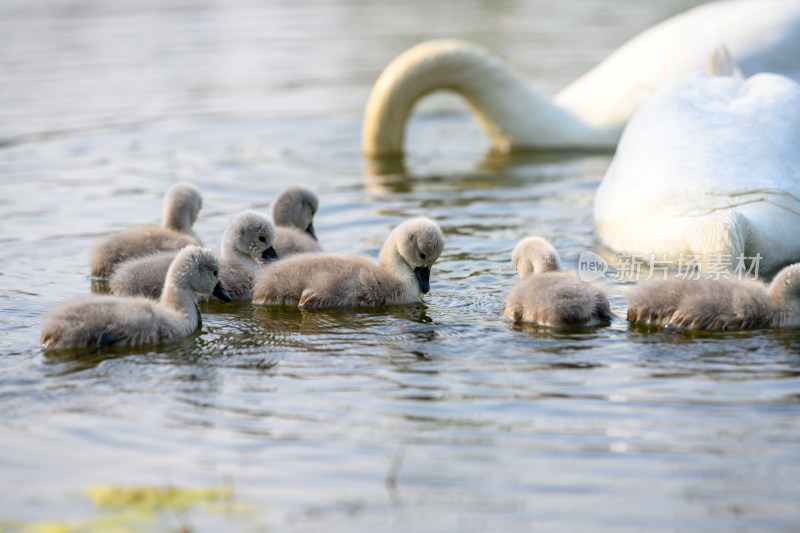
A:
[627, 262, 800, 331]
[89, 182, 203, 279]
[108, 251, 178, 300]
[503, 237, 611, 327]
[253, 216, 444, 309]
[109, 210, 278, 300]
[271, 185, 323, 256]
[273, 226, 321, 256]
[41, 246, 231, 349]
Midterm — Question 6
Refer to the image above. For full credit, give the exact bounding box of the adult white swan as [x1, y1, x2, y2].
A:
[594, 57, 800, 274]
[363, 0, 800, 157]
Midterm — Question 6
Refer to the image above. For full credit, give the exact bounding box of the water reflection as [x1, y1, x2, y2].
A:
[507, 320, 613, 340]
[251, 302, 437, 351]
[40, 332, 201, 375]
[363, 146, 609, 195]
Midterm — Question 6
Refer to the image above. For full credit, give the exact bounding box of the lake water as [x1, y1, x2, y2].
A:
[2, 0, 799, 531]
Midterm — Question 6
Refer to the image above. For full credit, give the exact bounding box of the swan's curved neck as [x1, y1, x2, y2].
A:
[160, 270, 200, 330]
[379, 236, 418, 297]
[363, 40, 618, 157]
[222, 243, 260, 273]
[162, 202, 198, 239]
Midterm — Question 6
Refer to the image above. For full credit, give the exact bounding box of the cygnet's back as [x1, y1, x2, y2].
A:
[89, 182, 203, 279]
[503, 237, 611, 327]
[108, 251, 177, 299]
[42, 246, 231, 349]
[627, 263, 800, 330]
[253, 216, 445, 309]
[271, 185, 323, 256]
[109, 210, 278, 300]
[254, 253, 397, 308]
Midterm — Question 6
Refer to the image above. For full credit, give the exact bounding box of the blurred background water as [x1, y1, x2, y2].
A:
[1, 0, 799, 531]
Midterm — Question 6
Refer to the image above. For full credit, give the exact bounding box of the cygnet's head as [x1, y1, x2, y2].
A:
[167, 245, 231, 302]
[511, 236, 562, 280]
[381, 216, 445, 294]
[162, 182, 203, 233]
[222, 210, 279, 263]
[271, 185, 319, 239]
[768, 262, 800, 305]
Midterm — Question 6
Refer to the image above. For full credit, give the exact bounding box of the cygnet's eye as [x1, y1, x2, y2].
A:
[213, 270, 218, 277]
[420, 253, 426, 259]
[259, 236, 266, 243]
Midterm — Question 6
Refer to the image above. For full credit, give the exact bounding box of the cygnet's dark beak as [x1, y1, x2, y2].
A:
[306, 223, 317, 241]
[262, 246, 279, 261]
[212, 281, 232, 303]
[414, 266, 431, 294]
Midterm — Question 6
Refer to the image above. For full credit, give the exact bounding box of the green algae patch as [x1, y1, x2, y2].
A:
[87, 485, 248, 514]
[4, 484, 254, 533]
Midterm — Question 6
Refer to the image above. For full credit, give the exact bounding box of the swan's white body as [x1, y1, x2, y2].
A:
[594, 70, 800, 273]
[363, 0, 800, 156]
